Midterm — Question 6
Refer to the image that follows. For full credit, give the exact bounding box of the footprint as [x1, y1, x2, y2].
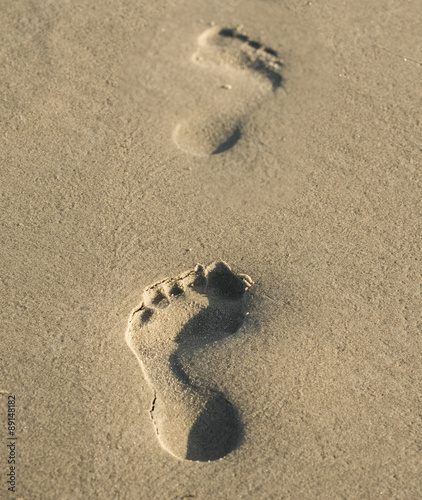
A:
[173, 26, 283, 156]
[126, 262, 253, 461]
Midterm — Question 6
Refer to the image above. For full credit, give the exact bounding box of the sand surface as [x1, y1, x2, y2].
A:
[1, 0, 422, 498]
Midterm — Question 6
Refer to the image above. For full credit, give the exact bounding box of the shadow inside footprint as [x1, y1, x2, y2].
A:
[186, 393, 242, 462]
[174, 306, 245, 348]
[168, 350, 243, 462]
[169, 267, 247, 461]
[211, 125, 242, 155]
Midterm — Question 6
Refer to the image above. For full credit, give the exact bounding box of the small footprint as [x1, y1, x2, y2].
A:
[173, 26, 283, 156]
[126, 262, 253, 461]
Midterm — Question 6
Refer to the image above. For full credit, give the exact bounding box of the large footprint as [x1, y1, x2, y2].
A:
[173, 26, 283, 156]
[126, 262, 253, 461]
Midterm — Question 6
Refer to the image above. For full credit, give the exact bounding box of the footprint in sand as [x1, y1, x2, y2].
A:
[126, 262, 253, 461]
[173, 26, 283, 156]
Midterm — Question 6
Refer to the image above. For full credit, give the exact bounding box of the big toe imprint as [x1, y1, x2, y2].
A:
[126, 262, 253, 461]
[173, 26, 283, 157]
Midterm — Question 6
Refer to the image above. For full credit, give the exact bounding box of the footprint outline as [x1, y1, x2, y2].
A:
[173, 25, 284, 157]
[126, 262, 253, 462]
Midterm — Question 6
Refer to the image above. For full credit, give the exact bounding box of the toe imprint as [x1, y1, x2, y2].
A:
[126, 262, 253, 461]
[194, 26, 283, 89]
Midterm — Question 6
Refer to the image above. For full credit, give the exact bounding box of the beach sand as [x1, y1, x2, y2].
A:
[1, 0, 421, 498]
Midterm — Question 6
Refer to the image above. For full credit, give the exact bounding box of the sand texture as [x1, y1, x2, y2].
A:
[1, 0, 422, 498]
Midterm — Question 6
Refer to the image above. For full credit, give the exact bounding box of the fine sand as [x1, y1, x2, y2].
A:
[1, 1, 422, 498]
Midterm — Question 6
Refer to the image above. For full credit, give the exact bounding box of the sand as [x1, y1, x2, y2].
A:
[1, 0, 421, 498]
